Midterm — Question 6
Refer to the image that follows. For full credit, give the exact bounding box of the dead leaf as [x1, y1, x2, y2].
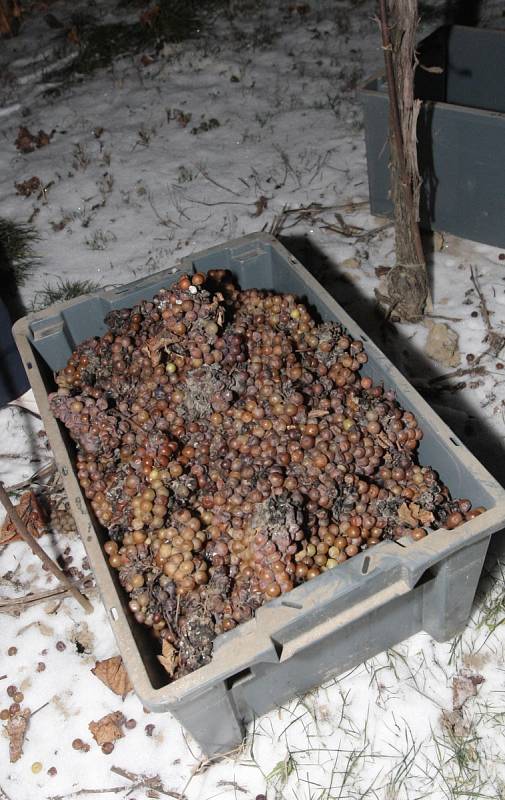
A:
[17, 620, 54, 638]
[15, 127, 53, 154]
[0, 491, 47, 544]
[375, 265, 391, 278]
[0, 0, 21, 36]
[397, 502, 435, 529]
[341, 257, 361, 270]
[15, 176, 42, 197]
[253, 196, 268, 217]
[441, 708, 470, 738]
[6, 708, 30, 763]
[424, 321, 460, 368]
[89, 711, 125, 746]
[452, 671, 484, 710]
[397, 502, 417, 528]
[157, 640, 178, 677]
[91, 656, 132, 698]
[70, 622, 95, 655]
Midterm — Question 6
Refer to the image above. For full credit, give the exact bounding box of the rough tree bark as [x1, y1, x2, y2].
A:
[378, 0, 429, 322]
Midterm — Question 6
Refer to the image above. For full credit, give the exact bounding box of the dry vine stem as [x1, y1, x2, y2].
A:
[0, 482, 93, 614]
[378, 0, 429, 321]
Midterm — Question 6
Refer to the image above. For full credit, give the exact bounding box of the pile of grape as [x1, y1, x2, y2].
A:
[50, 271, 483, 678]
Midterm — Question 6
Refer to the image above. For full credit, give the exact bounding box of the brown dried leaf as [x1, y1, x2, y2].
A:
[91, 656, 132, 698]
[15, 176, 42, 197]
[6, 708, 30, 763]
[0, 491, 47, 544]
[397, 502, 417, 528]
[452, 672, 484, 710]
[441, 708, 470, 738]
[424, 321, 460, 368]
[89, 711, 125, 746]
[417, 508, 435, 525]
[15, 126, 53, 154]
[158, 640, 178, 677]
[253, 196, 268, 217]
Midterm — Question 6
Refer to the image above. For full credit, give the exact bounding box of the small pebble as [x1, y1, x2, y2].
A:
[56, 641, 66, 652]
[9, 703, 20, 716]
[47, 767, 57, 776]
[13, 692, 24, 703]
[0, 709, 9, 720]
[7, 685, 17, 697]
[36, 662, 46, 672]
[7, 646, 17, 656]
[101, 742, 114, 755]
[125, 718, 137, 729]
[31, 762, 43, 774]
[72, 738, 84, 750]
[145, 723, 155, 737]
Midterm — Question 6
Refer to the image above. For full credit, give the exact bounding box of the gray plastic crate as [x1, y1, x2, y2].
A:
[13, 233, 505, 756]
[361, 25, 505, 248]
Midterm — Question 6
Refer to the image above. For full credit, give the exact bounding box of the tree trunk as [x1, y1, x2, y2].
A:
[379, 0, 429, 322]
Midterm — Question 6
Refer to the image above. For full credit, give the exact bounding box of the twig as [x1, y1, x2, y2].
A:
[425, 313, 463, 323]
[5, 462, 56, 493]
[110, 767, 186, 799]
[0, 785, 13, 800]
[470, 265, 505, 359]
[0, 483, 93, 614]
[31, 700, 50, 717]
[0, 581, 95, 612]
[148, 195, 181, 229]
[48, 786, 137, 799]
[470, 265, 493, 332]
[109, 767, 138, 783]
[0, 453, 42, 460]
[354, 221, 393, 241]
[216, 780, 248, 793]
[428, 366, 488, 384]
[197, 167, 242, 197]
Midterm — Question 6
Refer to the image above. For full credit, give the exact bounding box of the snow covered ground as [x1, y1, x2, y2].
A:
[1, 1, 505, 798]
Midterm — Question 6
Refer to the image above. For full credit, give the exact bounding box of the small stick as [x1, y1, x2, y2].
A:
[0, 581, 95, 612]
[5, 461, 56, 493]
[0, 482, 93, 614]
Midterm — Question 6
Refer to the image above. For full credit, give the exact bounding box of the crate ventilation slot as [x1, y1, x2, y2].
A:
[361, 556, 371, 575]
[281, 600, 303, 610]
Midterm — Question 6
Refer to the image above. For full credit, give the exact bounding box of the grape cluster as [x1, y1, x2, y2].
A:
[50, 270, 484, 678]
